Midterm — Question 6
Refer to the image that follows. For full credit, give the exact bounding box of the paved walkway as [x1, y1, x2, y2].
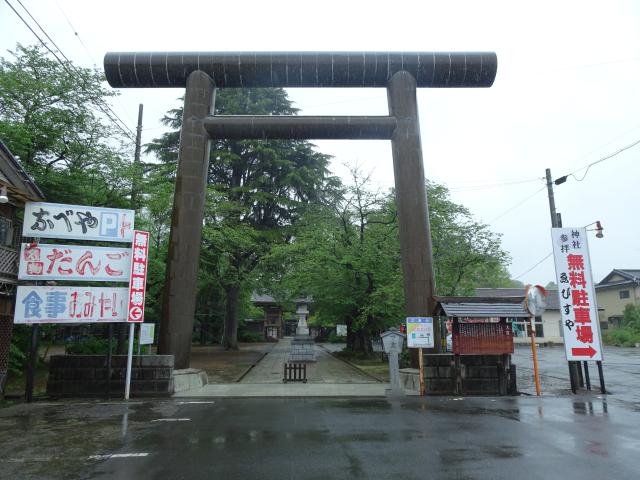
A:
[241, 337, 379, 384]
[176, 338, 389, 397]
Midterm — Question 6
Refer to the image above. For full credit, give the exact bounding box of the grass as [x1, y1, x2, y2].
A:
[334, 350, 390, 381]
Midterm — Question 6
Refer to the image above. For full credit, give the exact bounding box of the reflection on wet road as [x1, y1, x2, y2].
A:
[1, 395, 638, 479]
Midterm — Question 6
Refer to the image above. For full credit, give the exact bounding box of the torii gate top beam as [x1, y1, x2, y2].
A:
[104, 51, 497, 89]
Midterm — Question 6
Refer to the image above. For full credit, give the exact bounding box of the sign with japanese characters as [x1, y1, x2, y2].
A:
[14, 286, 129, 324]
[551, 228, 603, 361]
[127, 231, 149, 323]
[18, 243, 132, 282]
[23, 202, 134, 242]
[140, 323, 155, 345]
[406, 317, 434, 348]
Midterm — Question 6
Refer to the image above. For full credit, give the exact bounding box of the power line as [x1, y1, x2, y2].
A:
[52, 0, 136, 126]
[54, 0, 96, 66]
[569, 137, 640, 182]
[449, 177, 543, 192]
[5, 0, 136, 142]
[513, 252, 553, 280]
[485, 186, 546, 225]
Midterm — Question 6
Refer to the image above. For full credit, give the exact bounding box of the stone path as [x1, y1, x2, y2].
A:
[176, 338, 388, 397]
[240, 337, 379, 384]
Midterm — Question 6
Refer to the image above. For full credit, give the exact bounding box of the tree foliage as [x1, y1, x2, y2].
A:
[146, 88, 337, 349]
[260, 169, 513, 352]
[0, 44, 134, 206]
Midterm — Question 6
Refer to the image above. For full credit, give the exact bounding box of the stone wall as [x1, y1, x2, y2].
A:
[47, 354, 174, 398]
[400, 353, 516, 395]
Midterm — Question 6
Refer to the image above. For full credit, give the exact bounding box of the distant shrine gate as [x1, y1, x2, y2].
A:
[104, 52, 497, 368]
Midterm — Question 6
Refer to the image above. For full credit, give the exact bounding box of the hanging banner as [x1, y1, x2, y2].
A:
[14, 286, 129, 324]
[18, 243, 131, 282]
[127, 231, 149, 323]
[22, 202, 134, 242]
[551, 227, 603, 361]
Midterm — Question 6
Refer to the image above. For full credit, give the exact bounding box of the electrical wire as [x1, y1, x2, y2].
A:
[52, 0, 136, 126]
[513, 252, 553, 280]
[5, 0, 136, 142]
[485, 186, 546, 225]
[569, 137, 640, 182]
[449, 177, 544, 192]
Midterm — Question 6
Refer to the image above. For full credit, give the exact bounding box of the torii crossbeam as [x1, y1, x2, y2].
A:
[104, 52, 497, 368]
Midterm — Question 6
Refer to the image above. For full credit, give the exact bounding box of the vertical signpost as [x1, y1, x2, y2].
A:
[406, 317, 435, 396]
[551, 227, 605, 393]
[524, 285, 546, 396]
[125, 231, 149, 400]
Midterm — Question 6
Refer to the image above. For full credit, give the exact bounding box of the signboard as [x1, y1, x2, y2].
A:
[406, 317, 434, 348]
[551, 228, 603, 361]
[127, 231, 149, 323]
[14, 286, 128, 324]
[140, 323, 155, 345]
[336, 324, 347, 336]
[18, 243, 131, 282]
[23, 202, 134, 242]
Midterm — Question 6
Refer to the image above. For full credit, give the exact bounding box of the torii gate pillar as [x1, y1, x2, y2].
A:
[104, 51, 497, 369]
[158, 72, 215, 368]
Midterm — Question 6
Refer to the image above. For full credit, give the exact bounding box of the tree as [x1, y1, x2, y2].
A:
[263, 173, 512, 352]
[146, 88, 336, 349]
[0, 44, 138, 372]
[428, 182, 511, 295]
[0, 44, 134, 206]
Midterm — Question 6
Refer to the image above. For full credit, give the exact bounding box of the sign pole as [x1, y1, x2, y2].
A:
[597, 360, 606, 393]
[529, 316, 541, 396]
[25, 324, 39, 403]
[418, 347, 426, 396]
[106, 323, 113, 399]
[124, 322, 135, 400]
[583, 361, 591, 390]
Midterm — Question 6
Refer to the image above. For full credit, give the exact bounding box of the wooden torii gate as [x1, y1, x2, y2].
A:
[104, 52, 497, 368]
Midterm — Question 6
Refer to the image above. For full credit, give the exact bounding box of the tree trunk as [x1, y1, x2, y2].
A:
[222, 285, 240, 350]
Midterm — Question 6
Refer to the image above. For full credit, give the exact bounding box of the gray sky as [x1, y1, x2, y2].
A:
[2, 0, 639, 286]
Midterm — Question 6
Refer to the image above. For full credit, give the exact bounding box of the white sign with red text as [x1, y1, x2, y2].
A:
[14, 286, 128, 324]
[18, 243, 131, 282]
[127, 231, 149, 323]
[551, 228, 603, 361]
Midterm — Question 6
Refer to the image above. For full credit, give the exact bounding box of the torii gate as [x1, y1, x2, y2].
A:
[104, 52, 497, 368]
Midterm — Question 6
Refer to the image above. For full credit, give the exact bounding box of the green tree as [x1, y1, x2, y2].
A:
[429, 182, 511, 295]
[146, 88, 336, 349]
[263, 173, 512, 352]
[0, 44, 134, 206]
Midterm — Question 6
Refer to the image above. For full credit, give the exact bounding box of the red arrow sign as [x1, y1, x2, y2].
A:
[129, 306, 143, 322]
[571, 346, 597, 358]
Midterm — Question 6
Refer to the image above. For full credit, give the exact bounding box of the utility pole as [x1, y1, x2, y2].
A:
[117, 104, 144, 356]
[545, 168, 559, 229]
[546, 168, 581, 394]
[132, 104, 143, 213]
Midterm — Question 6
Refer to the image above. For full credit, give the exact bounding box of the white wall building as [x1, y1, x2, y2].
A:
[475, 288, 564, 345]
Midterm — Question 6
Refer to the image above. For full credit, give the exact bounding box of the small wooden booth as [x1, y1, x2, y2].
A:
[426, 296, 526, 395]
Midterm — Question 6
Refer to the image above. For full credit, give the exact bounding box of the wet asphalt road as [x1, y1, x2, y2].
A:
[1, 394, 638, 480]
[512, 345, 640, 404]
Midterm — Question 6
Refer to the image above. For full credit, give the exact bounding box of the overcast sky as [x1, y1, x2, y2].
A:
[2, 0, 639, 287]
